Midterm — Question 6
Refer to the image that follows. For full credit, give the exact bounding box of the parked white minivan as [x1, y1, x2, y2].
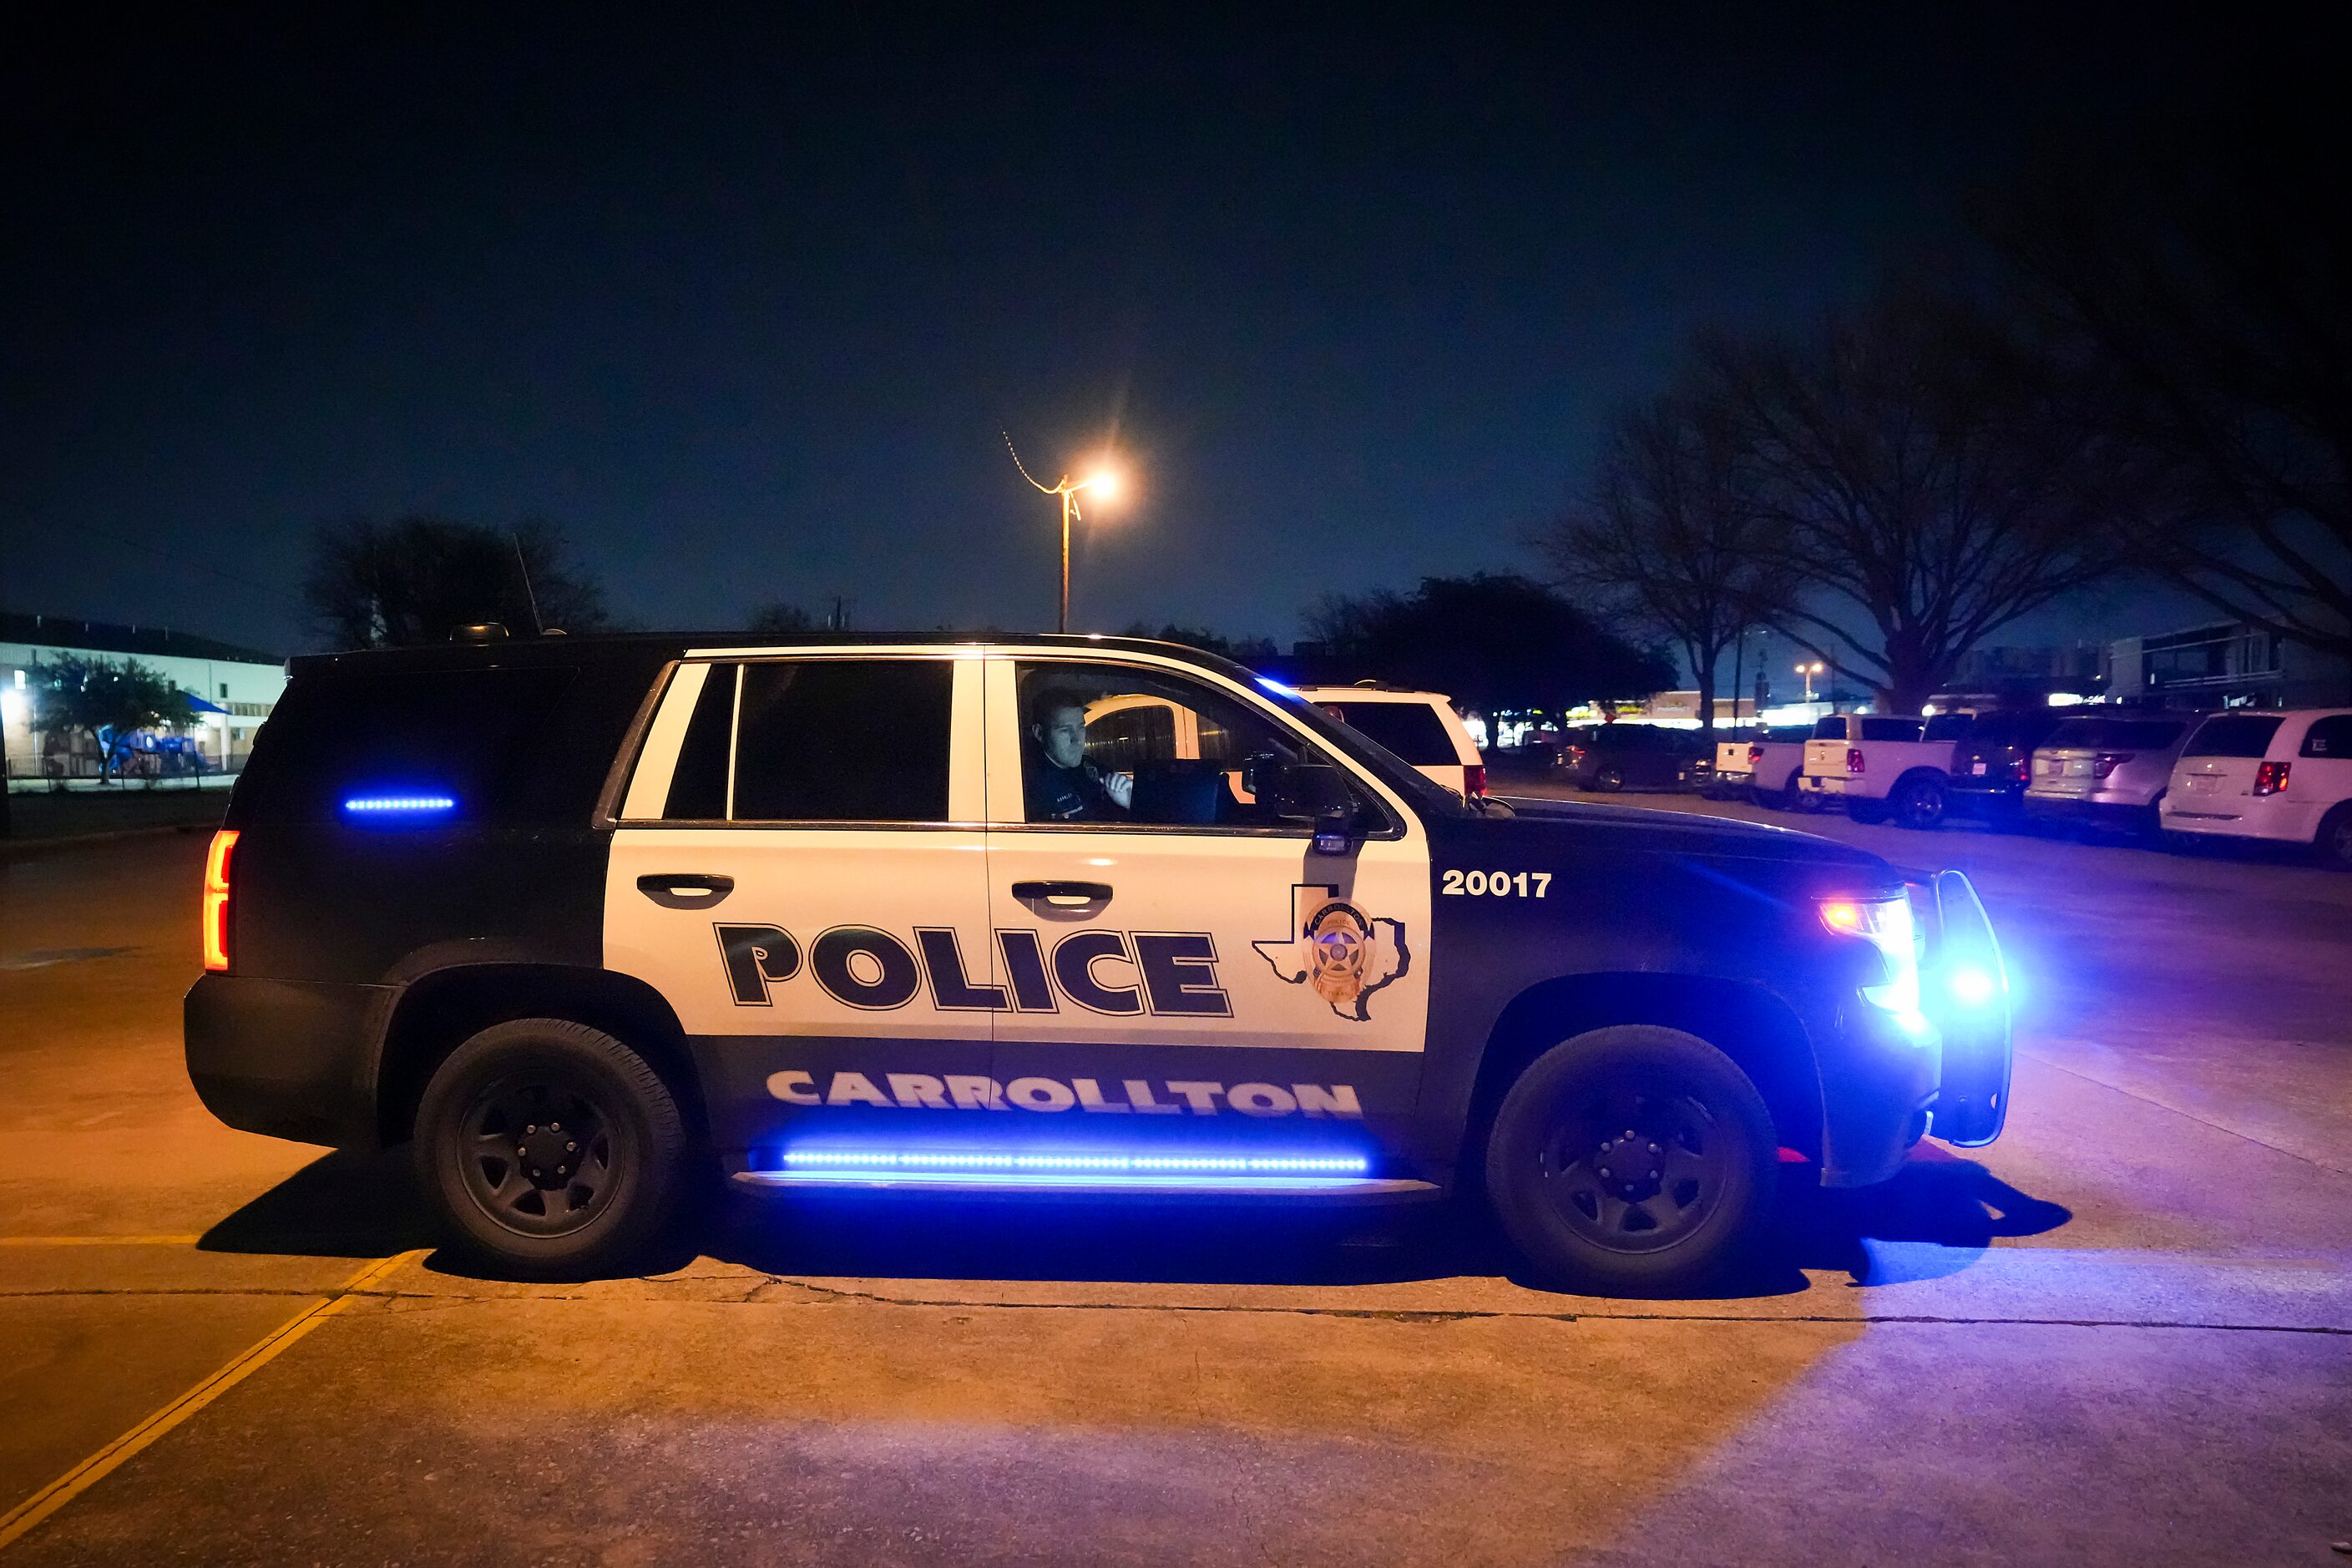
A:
[2161, 709, 2352, 869]
[1296, 685, 1488, 801]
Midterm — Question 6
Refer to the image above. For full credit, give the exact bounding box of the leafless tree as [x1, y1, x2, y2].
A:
[1706, 290, 2118, 712]
[1545, 383, 1796, 736]
[304, 518, 608, 649]
[1980, 103, 2352, 676]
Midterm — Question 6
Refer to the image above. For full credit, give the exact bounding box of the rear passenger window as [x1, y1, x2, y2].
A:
[1859, 718, 1925, 743]
[2302, 716, 2352, 758]
[662, 665, 737, 820]
[235, 666, 579, 824]
[730, 660, 953, 822]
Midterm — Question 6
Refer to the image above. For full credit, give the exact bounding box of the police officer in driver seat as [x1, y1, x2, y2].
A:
[1024, 688, 1135, 822]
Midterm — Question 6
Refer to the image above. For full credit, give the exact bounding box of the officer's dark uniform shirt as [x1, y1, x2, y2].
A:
[1024, 754, 1126, 822]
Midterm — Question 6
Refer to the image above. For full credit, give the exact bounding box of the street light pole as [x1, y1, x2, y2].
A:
[1007, 434, 1121, 635]
[1060, 486, 1074, 635]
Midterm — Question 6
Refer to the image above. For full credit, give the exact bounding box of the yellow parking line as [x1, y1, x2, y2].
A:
[0, 1248, 424, 1554]
[0, 1236, 205, 1247]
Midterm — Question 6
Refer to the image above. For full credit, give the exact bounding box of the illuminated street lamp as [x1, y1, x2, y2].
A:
[1009, 436, 1123, 633]
[1796, 660, 1826, 703]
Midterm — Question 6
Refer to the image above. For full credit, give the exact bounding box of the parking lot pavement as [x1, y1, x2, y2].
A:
[3, 829, 2349, 1565]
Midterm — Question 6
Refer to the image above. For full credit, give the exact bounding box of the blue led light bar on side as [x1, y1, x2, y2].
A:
[342, 794, 457, 815]
[741, 1146, 1412, 1194]
[778, 1150, 1368, 1173]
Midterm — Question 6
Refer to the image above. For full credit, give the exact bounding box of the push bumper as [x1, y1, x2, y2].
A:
[185, 974, 392, 1148]
[1813, 869, 2013, 1185]
[1814, 1001, 1940, 1187]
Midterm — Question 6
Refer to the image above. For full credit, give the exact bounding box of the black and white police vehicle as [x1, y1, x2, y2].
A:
[187, 633, 2013, 1292]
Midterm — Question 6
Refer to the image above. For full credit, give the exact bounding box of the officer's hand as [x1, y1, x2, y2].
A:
[1105, 771, 1135, 809]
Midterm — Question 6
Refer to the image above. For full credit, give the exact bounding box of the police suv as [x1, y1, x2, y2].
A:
[187, 634, 2012, 1292]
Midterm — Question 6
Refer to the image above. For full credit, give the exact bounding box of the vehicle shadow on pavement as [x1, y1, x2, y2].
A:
[191, 1144, 2070, 1300]
[698, 1192, 1527, 1290]
[1771, 1145, 2073, 1287]
[196, 1147, 438, 1258]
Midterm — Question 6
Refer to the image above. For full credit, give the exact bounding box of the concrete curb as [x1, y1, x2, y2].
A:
[0, 822, 220, 861]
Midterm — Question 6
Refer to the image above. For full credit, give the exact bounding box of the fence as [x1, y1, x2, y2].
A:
[5, 755, 247, 790]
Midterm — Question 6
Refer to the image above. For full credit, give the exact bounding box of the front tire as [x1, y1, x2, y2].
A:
[1484, 1025, 1777, 1295]
[413, 1018, 690, 1279]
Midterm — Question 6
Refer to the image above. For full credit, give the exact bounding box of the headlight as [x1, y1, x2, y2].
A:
[1819, 896, 1924, 1028]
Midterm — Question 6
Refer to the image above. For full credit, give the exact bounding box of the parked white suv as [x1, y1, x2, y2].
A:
[1297, 685, 1486, 801]
[1798, 713, 1973, 829]
[2161, 709, 2352, 869]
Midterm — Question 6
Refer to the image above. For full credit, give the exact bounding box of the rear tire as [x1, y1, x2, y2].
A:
[413, 1018, 690, 1279]
[1484, 1025, 1777, 1295]
[1595, 765, 1626, 792]
[2316, 803, 2352, 872]
[1890, 774, 1946, 831]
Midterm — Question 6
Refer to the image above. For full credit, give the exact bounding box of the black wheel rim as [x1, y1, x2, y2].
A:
[456, 1070, 625, 1238]
[1534, 1074, 1730, 1254]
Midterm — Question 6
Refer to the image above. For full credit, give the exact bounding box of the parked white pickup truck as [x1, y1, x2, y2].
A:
[1707, 725, 1815, 808]
[1797, 712, 1974, 828]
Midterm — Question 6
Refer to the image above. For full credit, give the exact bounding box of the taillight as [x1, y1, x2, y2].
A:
[1464, 763, 1487, 799]
[1747, 744, 1764, 765]
[2012, 756, 2031, 782]
[2092, 751, 2132, 781]
[202, 829, 238, 973]
[2253, 760, 2291, 795]
[1845, 747, 1865, 774]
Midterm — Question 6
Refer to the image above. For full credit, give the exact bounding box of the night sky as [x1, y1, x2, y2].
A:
[6, 8, 2231, 657]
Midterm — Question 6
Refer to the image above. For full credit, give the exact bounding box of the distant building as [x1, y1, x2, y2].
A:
[1639, 690, 1757, 727]
[1, 611, 286, 781]
[1948, 643, 2104, 690]
[2105, 620, 2352, 710]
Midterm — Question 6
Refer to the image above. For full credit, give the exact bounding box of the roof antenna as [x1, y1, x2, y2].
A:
[513, 532, 544, 635]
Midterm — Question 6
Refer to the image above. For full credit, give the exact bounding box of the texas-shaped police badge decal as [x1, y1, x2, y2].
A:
[1252, 884, 1410, 1021]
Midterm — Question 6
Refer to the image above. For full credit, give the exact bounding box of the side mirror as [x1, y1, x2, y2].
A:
[1274, 762, 1359, 854]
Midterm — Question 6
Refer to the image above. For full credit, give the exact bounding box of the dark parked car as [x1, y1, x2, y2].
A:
[1560, 724, 1711, 792]
[1944, 710, 2067, 822]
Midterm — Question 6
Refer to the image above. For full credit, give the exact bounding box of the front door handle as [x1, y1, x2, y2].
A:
[637, 873, 734, 910]
[1010, 879, 1113, 916]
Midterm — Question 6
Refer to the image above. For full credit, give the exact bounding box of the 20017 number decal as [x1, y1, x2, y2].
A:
[1441, 868, 1551, 898]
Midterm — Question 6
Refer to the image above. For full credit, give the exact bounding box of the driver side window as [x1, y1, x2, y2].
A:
[1013, 661, 1353, 830]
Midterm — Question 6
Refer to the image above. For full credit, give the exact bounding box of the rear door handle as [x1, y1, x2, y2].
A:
[1010, 879, 1113, 915]
[637, 873, 734, 909]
